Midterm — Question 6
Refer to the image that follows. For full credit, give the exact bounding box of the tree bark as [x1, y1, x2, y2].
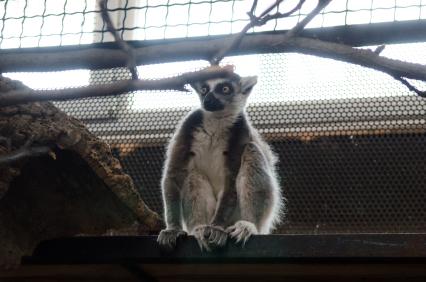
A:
[0, 75, 163, 267]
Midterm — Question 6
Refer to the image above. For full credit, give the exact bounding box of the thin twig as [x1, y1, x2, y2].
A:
[278, 0, 332, 44]
[374, 45, 386, 55]
[0, 1, 424, 98]
[257, 0, 285, 19]
[249, 0, 258, 16]
[211, 0, 304, 65]
[392, 75, 426, 97]
[99, 0, 138, 80]
[1, 33, 426, 98]
[0, 66, 235, 107]
[257, 0, 306, 25]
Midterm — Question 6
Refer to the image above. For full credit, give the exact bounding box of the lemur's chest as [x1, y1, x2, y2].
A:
[190, 121, 230, 197]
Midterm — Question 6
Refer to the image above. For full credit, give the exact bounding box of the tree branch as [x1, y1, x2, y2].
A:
[392, 75, 426, 97]
[211, 0, 305, 65]
[0, 21, 423, 73]
[249, 0, 258, 16]
[0, 17, 425, 98]
[278, 0, 331, 44]
[99, 0, 138, 80]
[0, 66, 235, 107]
[256, 0, 304, 24]
[2, 34, 426, 99]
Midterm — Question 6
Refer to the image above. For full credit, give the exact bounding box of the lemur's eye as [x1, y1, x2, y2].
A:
[200, 85, 209, 95]
[222, 85, 230, 94]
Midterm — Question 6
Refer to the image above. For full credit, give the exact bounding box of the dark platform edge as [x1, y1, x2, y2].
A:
[24, 234, 426, 265]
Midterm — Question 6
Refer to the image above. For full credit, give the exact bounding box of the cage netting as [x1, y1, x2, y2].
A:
[1, 0, 425, 234]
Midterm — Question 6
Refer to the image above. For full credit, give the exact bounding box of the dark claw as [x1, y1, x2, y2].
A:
[193, 225, 227, 252]
[203, 227, 211, 239]
[226, 220, 257, 247]
[157, 229, 187, 251]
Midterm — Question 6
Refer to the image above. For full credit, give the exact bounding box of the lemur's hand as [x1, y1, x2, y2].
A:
[226, 220, 258, 246]
[157, 229, 187, 251]
[193, 225, 228, 252]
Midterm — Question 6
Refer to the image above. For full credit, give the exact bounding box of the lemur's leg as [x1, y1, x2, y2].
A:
[182, 170, 227, 251]
[227, 142, 278, 245]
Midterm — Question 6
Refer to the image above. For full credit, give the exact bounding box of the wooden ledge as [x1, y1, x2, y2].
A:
[26, 234, 426, 264]
[2, 234, 425, 281]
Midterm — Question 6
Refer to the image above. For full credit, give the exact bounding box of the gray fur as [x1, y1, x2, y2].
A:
[157, 75, 284, 251]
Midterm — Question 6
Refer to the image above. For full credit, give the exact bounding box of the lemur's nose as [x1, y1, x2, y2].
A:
[203, 92, 224, 112]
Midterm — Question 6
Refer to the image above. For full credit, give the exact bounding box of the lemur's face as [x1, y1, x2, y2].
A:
[191, 75, 257, 113]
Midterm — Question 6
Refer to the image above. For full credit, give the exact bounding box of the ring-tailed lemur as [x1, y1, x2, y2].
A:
[157, 73, 283, 251]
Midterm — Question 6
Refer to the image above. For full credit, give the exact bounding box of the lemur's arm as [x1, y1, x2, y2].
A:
[158, 110, 203, 250]
[226, 142, 282, 244]
[161, 165, 184, 230]
[157, 143, 188, 250]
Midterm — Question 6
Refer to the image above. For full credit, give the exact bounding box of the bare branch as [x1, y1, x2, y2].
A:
[210, 26, 251, 66]
[392, 75, 426, 97]
[0, 66, 235, 107]
[0, 21, 425, 98]
[211, 0, 302, 65]
[0, 22, 420, 72]
[374, 45, 386, 55]
[278, 0, 331, 44]
[257, 0, 285, 19]
[99, 0, 138, 80]
[256, 0, 305, 25]
[249, 0, 258, 16]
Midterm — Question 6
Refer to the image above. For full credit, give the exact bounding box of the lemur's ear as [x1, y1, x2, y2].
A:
[240, 76, 258, 95]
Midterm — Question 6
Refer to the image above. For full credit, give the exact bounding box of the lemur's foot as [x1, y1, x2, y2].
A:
[193, 225, 227, 252]
[157, 229, 187, 251]
[226, 220, 258, 246]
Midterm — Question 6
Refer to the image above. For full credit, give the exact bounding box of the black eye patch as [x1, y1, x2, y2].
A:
[214, 82, 234, 95]
[199, 84, 210, 95]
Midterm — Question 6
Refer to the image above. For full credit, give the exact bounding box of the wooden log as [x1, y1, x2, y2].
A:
[0, 75, 163, 268]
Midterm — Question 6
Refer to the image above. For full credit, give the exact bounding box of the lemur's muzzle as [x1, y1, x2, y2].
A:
[203, 92, 224, 112]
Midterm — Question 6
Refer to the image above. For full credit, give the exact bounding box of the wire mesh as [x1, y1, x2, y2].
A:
[1, 0, 426, 48]
[1, 0, 426, 234]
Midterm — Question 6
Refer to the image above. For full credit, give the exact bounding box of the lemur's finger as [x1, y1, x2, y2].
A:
[177, 230, 188, 238]
[216, 232, 228, 247]
[242, 232, 251, 247]
[211, 229, 226, 245]
[208, 230, 218, 242]
[195, 238, 204, 251]
[225, 225, 236, 234]
[236, 228, 249, 244]
[209, 228, 222, 242]
[203, 227, 211, 239]
[193, 226, 212, 252]
[164, 235, 173, 248]
[170, 234, 177, 247]
[197, 237, 211, 252]
[229, 228, 240, 238]
[235, 231, 243, 243]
